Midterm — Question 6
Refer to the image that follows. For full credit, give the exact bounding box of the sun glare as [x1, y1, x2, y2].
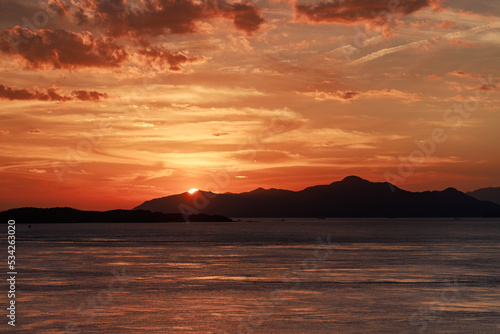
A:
[188, 188, 199, 194]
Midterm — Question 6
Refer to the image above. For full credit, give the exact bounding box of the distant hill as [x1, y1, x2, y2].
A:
[134, 176, 500, 218]
[467, 187, 500, 205]
[0, 207, 231, 223]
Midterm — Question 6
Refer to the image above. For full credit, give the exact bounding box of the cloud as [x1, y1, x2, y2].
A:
[138, 47, 203, 71]
[437, 20, 454, 29]
[366, 89, 420, 100]
[294, 0, 440, 25]
[133, 122, 155, 128]
[299, 90, 361, 101]
[0, 2, 265, 73]
[350, 21, 500, 65]
[410, 20, 456, 31]
[223, 3, 265, 35]
[449, 39, 472, 47]
[0, 27, 128, 69]
[0, 84, 108, 102]
[448, 71, 496, 91]
[476, 83, 496, 91]
[384, 72, 422, 79]
[131, 169, 175, 183]
[29, 169, 48, 174]
[0, 85, 70, 101]
[27, 128, 44, 134]
[65, 0, 264, 37]
[47, 0, 70, 16]
[448, 71, 483, 79]
[441, 21, 500, 41]
[298, 89, 420, 101]
[350, 38, 430, 65]
[71, 90, 109, 101]
[426, 74, 440, 80]
[76, 0, 206, 36]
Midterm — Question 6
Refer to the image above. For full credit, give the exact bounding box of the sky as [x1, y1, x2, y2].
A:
[0, 0, 499, 211]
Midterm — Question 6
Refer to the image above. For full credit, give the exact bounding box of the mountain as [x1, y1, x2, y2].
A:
[0, 207, 231, 223]
[134, 176, 500, 218]
[467, 187, 500, 205]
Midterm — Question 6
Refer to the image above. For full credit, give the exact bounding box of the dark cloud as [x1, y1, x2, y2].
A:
[337, 90, 360, 99]
[62, 0, 264, 36]
[138, 47, 203, 71]
[476, 83, 495, 91]
[0, 84, 108, 102]
[0, 1, 264, 72]
[213, 132, 230, 136]
[300, 90, 362, 100]
[0, 85, 70, 101]
[71, 90, 109, 101]
[223, 3, 265, 35]
[0, 1, 50, 28]
[0, 27, 128, 69]
[295, 0, 440, 25]
[86, 0, 206, 36]
[449, 71, 482, 78]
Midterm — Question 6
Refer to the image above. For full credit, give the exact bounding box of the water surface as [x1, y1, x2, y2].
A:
[9, 218, 500, 333]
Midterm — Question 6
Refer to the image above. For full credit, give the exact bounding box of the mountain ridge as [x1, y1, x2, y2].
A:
[134, 176, 500, 218]
[467, 187, 500, 205]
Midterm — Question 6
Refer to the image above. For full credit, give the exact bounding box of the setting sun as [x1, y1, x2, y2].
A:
[188, 188, 199, 194]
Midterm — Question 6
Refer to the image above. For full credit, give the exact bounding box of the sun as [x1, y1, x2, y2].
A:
[188, 188, 199, 194]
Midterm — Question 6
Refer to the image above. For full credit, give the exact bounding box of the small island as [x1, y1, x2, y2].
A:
[0, 207, 232, 224]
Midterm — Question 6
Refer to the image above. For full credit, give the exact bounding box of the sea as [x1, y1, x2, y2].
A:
[8, 218, 500, 333]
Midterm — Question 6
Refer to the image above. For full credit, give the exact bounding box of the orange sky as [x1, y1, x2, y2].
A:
[1, 0, 499, 211]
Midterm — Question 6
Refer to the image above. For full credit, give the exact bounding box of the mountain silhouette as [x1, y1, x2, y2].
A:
[134, 176, 500, 217]
[467, 187, 500, 205]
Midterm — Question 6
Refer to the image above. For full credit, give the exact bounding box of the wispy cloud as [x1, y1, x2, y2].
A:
[0, 84, 108, 102]
[350, 21, 500, 65]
